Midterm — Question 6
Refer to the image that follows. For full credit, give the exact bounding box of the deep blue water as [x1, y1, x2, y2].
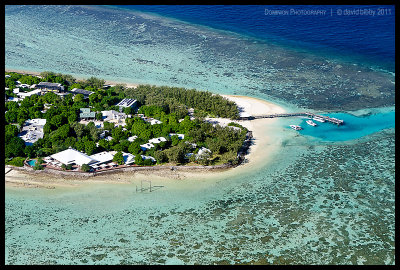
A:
[111, 5, 395, 72]
[296, 111, 395, 141]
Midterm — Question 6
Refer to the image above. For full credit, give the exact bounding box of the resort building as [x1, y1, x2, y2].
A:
[70, 88, 94, 99]
[169, 133, 185, 140]
[50, 148, 99, 167]
[101, 110, 128, 122]
[148, 137, 167, 144]
[196, 147, 212, 159]
[149, 119, 162, 125]
[140, 143, 155, 151]
[141, 155, 156, 163]
[79, 108, 96, 120]
[128, 135, 138, 142]
[115, 98, 138, 109]
[122, 152, 136, 165]
[36, 82, 65, 92]
[16, 89, 42, 99]
[89, 151, 115, 166]
[18, 118, 47, 146]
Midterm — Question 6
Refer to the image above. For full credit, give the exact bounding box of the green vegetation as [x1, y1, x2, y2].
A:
[5, 71, 247, 168]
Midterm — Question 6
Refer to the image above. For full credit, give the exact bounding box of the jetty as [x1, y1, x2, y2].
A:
[240, 112, 344, 125]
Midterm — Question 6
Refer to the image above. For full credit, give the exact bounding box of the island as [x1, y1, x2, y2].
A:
[6, 70, 283, 183]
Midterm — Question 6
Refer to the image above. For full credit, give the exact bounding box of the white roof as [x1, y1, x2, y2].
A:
[141, 155, 156, 162]
[122, 152, 135, 164]
[140, 143, 154, 150]
[198, 147, 211, 156]
[89, 151, 115, 165]
[51, 148, 98, 166]
[169, 133, 185, 139]
[150, 119, 162, 125]
[128, 135, 138, 142]
[148, 137, 167, 144]
[116, 98, 137, 108]
[26, 118, 47, 126]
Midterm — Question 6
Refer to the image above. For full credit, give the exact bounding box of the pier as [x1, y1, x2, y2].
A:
[241, 112, 344, 125]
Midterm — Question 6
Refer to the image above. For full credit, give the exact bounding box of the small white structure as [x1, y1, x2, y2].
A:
[197, 147, 211, 156]
[149, 119, 162, 125]
[141, 155, 156, 163]
[148, 137, 167, 144]
[169, 133, 185, 140]
[101, 110, 128, 121]
[128, 135, 138, 142]
[90, 151, 115, 166]
[105, 136, 113, 141]
[140, 143, 155, 151]
[122, 152, 136, 165]
[13, 88, 20, 94]
[51, 148, 98, 166]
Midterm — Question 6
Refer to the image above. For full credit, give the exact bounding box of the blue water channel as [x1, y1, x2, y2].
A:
[296, 111, 395, 141]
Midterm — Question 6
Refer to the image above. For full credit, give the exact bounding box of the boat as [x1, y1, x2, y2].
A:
[313, 116, 325, 123]
[306, 120, 317, 126]
[290, 125, 302, 130]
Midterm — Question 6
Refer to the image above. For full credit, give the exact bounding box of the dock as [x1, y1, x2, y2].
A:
[241, 112, 344, 125]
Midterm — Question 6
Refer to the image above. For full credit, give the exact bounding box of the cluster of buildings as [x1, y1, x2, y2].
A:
[42, 147, 156, 171]
[139, 133, 185, 151]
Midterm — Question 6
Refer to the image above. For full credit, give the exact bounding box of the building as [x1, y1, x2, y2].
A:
[18, 118, 46, 146]
[70, 88, 94, 99]
[149, 119, 162, 125]
[141, 155, 156, 163]
[101, 110, 128, 122]
[128, 135, 138, 142]
[80, 108, 96, 119]
[140, 143, 155, 151]
[115, 98, 138, 109]
[122, 152, 136, 165]
[50, 148, 98, 166]
[36, 82, 65, 92]
[148, 137, 167, 144]
[89, 151, 115, 166]
[16, 89, 42, 99]
[169, 133, 185, 140]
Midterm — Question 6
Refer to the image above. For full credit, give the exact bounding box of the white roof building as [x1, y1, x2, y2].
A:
[18, 118, 47, 146]
[116, 98, 138, 108]
[140, 143, 155, 151]
[89, 151, 115, 165]
[148, 137, 167, 144]
[169, 133, 185, 140]
[141, 155, 156, 162]
[16, 89, 42, 99]
[101, 110, 128, 122]
[122, 152, 136, 165]
[128, 135, 138, 142]
[51, 148, 98, 166]
[150, 119, 162, 125]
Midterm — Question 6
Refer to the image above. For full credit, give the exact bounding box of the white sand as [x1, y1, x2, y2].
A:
[5, 92, 286, 189]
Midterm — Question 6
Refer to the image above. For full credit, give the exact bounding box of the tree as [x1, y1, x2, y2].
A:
[81, 164, 91, 172]
[154, 150, 168, 164]
[113, 151, 125, 165]
[50, 115, 64, 128]
[143, 158, 154, 166]
[5, 137, 25, 158]
[5, 124, 20, 141]
[73, 93, 85, 103]
[5, 111, 18, 124]
[84, 140, 96, 155]
[134, 155, 144, 165]
[95, 112, 103, 121]
[128, 141, 142, 155]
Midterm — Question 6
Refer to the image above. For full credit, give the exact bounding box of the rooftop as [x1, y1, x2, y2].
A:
[51, 148, 98, 166]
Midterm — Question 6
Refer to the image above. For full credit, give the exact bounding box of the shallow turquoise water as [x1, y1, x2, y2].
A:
[4, 5, 395, 265]
[295, 111, 395, 142]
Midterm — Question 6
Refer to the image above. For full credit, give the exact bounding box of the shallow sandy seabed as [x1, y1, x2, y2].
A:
[5, 85, 286, 190]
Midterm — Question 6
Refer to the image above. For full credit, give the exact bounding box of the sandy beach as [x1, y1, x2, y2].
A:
[5, 86, 286, 189]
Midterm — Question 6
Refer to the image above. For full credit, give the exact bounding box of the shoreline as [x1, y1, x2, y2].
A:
[5, 71, 287, 189]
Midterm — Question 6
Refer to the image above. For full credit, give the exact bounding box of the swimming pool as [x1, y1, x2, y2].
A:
[27, 159, 37, 166]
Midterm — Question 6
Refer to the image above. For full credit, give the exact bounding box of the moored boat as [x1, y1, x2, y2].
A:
[306, 120, 317, 126]
[289, 125, 302, 130]
[313, 116, 325, 123]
